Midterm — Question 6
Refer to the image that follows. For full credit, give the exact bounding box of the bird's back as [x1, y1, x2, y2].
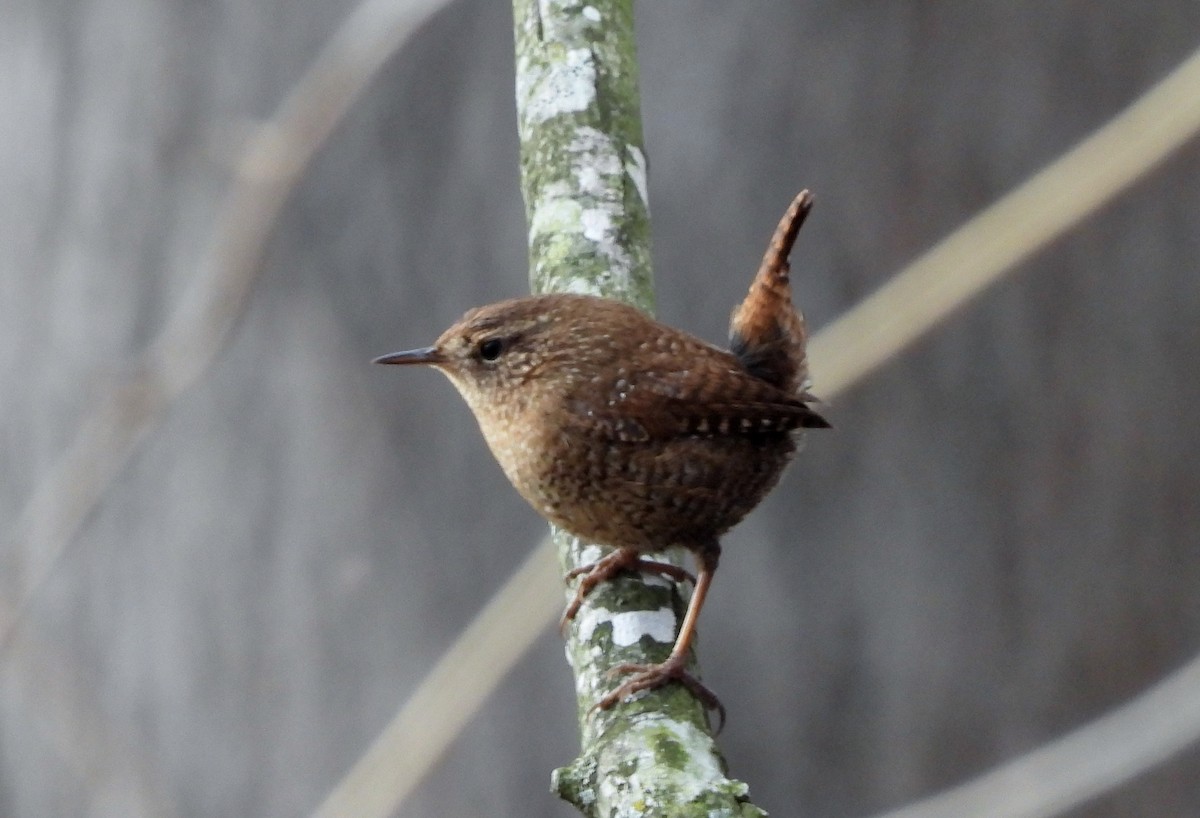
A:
[509, 301, 819, 551]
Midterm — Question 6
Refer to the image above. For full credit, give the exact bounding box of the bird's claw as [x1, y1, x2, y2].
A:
[559, 550, 695, 632]
[590, 655, 727, 733]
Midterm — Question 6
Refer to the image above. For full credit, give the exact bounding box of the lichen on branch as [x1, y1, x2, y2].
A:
[511, 2, 767, 816]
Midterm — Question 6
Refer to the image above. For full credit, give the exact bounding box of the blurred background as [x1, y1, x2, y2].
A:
[4, 1, 1200, 816]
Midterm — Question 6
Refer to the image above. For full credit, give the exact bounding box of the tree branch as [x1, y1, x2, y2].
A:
[512, 1, 766, 815]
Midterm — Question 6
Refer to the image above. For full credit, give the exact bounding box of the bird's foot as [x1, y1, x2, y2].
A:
[592, 653, 726, 732]
[560, 549, 694, 631]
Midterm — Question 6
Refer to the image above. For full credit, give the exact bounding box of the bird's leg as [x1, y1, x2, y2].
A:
[560, 547, 695, 630]
[593, 543, 726, 731]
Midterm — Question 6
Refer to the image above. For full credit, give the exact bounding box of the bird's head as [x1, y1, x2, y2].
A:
[374, 294, 613, 414]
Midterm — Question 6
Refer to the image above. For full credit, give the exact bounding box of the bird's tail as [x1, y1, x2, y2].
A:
[728, 190, 815, 396]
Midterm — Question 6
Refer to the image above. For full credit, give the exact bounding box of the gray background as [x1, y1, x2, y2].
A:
[4, 1, 1200, 816]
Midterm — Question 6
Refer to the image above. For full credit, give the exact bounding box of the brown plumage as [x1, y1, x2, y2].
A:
[376, 191, 827, 726]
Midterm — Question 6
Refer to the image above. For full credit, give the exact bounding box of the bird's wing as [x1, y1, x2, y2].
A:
[563, 353, 829, 443]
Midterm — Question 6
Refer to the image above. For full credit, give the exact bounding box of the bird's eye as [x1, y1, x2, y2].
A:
[478, 337, 504, 361]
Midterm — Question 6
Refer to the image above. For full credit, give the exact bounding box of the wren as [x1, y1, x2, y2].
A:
[375, 191, 828, 724]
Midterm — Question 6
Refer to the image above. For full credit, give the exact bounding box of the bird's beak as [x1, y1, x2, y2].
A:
[372, 346, 444, 366]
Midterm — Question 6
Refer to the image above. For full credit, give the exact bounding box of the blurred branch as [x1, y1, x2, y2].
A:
[315, 41, 1200, 818]
[2, 0, 454, 647]
[809, 41, 1200, 396]
[868, 652, 1200, 818]
[310, 538, 562, 818]
[1, 0, 455, 811]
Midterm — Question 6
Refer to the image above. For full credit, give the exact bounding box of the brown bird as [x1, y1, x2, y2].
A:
[375, 191, 828, 725]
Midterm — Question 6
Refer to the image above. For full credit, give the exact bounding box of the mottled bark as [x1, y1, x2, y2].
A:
[512, 1, 766, 815]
